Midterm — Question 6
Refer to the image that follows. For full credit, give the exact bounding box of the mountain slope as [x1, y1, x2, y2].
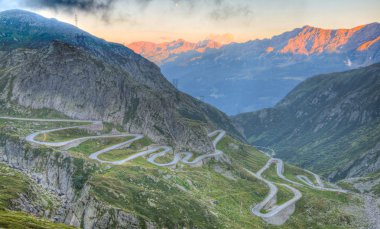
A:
[232, 63, 380, 180]
[158, 23, 380, 114]
[0, 9, 242, 153]
[128, 39, 222, 65]
[0, 117, 368, 228]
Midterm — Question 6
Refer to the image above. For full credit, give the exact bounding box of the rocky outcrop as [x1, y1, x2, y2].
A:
[330, 143, 380, 180]
[0, 137, 154, 228]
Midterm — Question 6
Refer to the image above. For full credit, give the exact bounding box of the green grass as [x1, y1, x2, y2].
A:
[68, 137, 134, 158]
[89, 135, 363, 228]
[152, 151, 176, 164]
[373, 184, 380, 196]
[90, 159, 269, 229]
[210, 133, 219, 142]
[128, 137, 153, 150]
[34, 128, 94, 142]
[0, 164, 29, 210]
[217, 135, 269, 173]
[261, 164, 294, 206]
[336, 180, 358, 193]
[0, 119, 89, 138]
[0, 119, 366, 228]
[0, 164, 73, 228]
[283, 164, 318, 185]
[97, 149, 138, 161]
[95, 137, 153, 161]
[0, 211, 73, 229]
[276, 185, 295, 205]
[284, 186, 360, 228]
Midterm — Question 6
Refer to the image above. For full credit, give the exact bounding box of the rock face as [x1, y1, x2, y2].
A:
[331, 143, 380, 180]
[232, 63, 380, 180]
[0, 10, 243, 153]
[0, 138, 151, 228]
[157, 23, 380, 114]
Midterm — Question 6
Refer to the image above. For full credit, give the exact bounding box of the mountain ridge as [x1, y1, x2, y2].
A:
[155, 22, 380, 114]
[128, 39, 222, 65]
[130, 23, 380, 64]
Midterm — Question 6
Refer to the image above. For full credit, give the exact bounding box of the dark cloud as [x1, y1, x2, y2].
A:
[19, 0, 254, 23]
[209, 3, 253, 22]
[23, 0, 115, 11]
[21, 0, 117, 22]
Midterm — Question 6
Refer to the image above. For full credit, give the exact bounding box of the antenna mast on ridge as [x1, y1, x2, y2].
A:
[75, 13, 78, 27]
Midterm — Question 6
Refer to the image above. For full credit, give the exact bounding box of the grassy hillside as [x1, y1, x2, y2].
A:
[0, 118, 366, 228]
[233, 63, 380, 180]
[0, 164, 73, 229]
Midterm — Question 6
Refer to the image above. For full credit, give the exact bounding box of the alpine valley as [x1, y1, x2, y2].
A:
[0, 9, 379, 229]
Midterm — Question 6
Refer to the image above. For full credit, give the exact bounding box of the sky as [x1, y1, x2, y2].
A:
[0, 0, 379, 44]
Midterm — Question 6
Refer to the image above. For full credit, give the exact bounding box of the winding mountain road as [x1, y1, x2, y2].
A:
[0, 117, 225, 167]
[1, 116, 346, 225]
[247, 147, 347, 225]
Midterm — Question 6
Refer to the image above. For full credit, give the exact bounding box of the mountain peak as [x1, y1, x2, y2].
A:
[174, 38, 186, 43]
[128, 38, 222, 65]
[0, 9, 83, 39]
[0, 9, 56, 24]
[279, 23, 380, 55]
[0, 9, 37, 16]
[301, 25, 314, 29]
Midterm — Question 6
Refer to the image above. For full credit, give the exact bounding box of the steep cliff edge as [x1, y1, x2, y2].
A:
[0, 136, 154, 228]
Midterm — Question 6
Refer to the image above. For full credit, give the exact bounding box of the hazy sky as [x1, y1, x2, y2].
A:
[0, 0, 379, 44]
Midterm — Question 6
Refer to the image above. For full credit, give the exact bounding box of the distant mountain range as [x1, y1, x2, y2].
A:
[128, 39, 222, 65]
[232, 63, 380, 181]
[130, 23, 380, 114]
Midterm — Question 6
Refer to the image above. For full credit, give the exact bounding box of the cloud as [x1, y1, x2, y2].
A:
[22, 0, 116, 12]
[132, 0, 154, 10]
[19, 0, 118, 22]
[209, 3, 253, 22]
[159, 36, 172, 42]
[17, 0, 255, 24]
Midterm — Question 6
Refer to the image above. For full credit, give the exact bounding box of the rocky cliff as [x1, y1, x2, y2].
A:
[0, 135, 154, 228]
[232, 63, 380, 180]
[0, 10, 243, 153]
